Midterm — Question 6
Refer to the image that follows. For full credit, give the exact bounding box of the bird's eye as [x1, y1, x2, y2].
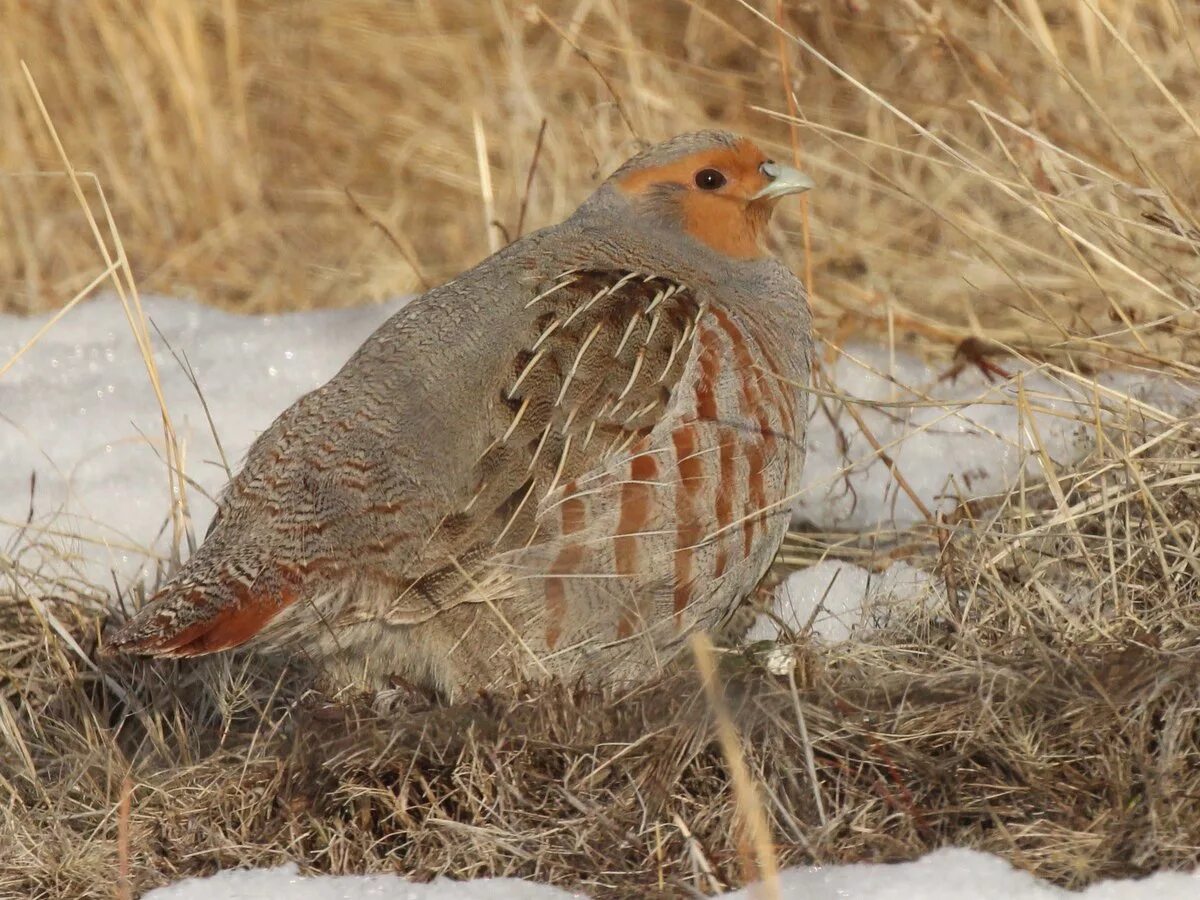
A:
[694, 168, 727, 190]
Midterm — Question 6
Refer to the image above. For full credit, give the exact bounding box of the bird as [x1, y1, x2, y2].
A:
[105, 131, 815, 698]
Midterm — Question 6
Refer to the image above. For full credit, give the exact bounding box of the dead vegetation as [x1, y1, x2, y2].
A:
[4, 1, 1200, 370]
[5, 416, 1200, 897]
[4, 0, 1200, 898]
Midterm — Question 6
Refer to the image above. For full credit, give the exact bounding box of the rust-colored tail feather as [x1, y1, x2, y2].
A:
[105, 573, 299, 658]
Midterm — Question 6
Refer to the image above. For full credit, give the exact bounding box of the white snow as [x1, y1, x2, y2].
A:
[795, 341, 1191, 531]
[144, 850, 1200, 899]
[143, 863, 583, 899]
[1, 295, 406, 589]
[761, 341, 1192, 643]
[748, 560, 938, 643]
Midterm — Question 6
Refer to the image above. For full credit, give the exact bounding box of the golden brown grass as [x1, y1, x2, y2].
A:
[4, 1, 1199, 368]
[4, 1, 1200, 898]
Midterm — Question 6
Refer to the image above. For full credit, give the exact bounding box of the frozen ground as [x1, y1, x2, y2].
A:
[146, 850, 1199, 899]
[5, 296, 1199, 898]
[1, 296, 396, 592]
[1, 295, 1191, 641]
[750, 560, 938, 644]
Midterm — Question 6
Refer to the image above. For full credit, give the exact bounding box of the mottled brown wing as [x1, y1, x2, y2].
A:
[383, 269, 703, 623]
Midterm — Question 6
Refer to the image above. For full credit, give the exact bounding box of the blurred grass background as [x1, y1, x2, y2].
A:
[4, 0, 1199, 371]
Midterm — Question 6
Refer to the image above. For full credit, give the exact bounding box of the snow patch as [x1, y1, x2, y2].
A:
[749, 560, 938, 643]
[143, 863, 583, 899]
[1, 296, 405, 589]
[796, 341, 1193, 532]
[143, 851, 1200, 899]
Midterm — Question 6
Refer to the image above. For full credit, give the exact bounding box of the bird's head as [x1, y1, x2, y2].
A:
[603, 131, 814, 260]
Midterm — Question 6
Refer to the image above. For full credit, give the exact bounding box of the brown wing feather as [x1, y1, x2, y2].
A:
[384, 269, 701, 623]
[108, 268, 703, 656]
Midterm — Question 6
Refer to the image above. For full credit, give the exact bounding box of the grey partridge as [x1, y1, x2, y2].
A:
[107, 131, 815, 696]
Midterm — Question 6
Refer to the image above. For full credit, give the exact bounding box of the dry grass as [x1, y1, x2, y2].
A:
[4, 1, 1199, 367]
[4, 1, 1200, 898]
[5, 418, 1200, 897]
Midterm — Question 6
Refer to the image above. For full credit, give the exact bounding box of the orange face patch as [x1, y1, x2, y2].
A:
[617, 138, 779, 259]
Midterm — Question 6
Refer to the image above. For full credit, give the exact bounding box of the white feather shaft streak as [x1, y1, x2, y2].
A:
[508, 348, 547, 398]
[556, 320, 604, 406]
[613, 311, 643, 358]
[616, 348, 646, 401]
[500, 395, 532, 442]
[525, 277, 577, 309]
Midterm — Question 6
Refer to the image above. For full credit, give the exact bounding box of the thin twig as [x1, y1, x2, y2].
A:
[786, 667, 827, 827]
[538, 10, 639, 141]
[516, 118, 548, 240]
[472, 111, 501, 255]
[344, 187, 431, 289]
[21, 61, 190, 560]
[812, 357, 936, 524]
[772, 1, 814, 301]
[148, 318, 232, 480]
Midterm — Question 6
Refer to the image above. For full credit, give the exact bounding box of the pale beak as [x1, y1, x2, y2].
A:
[752, 161, 815, 200]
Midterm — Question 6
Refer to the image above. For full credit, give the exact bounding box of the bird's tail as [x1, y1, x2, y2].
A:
[104, 557, 302, 658]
